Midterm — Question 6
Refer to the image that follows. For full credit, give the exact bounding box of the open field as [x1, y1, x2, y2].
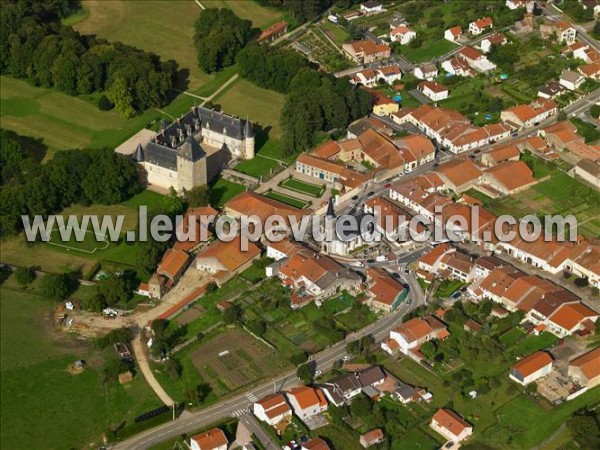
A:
[483, 173, 600, 238]
[234, 156, 281, 178]
[74, 0, 210, 90]
[280, 178, 325, 197]
[0, 76, 163, 157]
[0, 190, 164, 274]
[264, 190, 310, 208]
[204, 0, 284, 28]
[190, 329, 283, 395]
[0, 285, 160, 450]
[212, 77, 285, 138]
[401, 39, 457, 63]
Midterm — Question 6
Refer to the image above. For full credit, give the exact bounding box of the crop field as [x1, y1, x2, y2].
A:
[190, 329, 283, 395]
[280, 178, 325, 197]
[484, 173, 600, 238]
[1, 285, 160, 450]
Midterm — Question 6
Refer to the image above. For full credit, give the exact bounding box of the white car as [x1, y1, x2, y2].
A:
[342, 355, 352, 362]
[314, 369, 322, 376]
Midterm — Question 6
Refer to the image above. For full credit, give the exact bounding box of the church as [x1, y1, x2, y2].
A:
[134, 106, 255, 192]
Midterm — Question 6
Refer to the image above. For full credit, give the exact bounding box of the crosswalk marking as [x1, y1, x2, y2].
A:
[245, 392, 257, 402]
[231, 409, 247, 417]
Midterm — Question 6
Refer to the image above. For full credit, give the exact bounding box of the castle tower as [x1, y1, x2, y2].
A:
[244, 118, 255, 159]
[177, 137, 207, 192]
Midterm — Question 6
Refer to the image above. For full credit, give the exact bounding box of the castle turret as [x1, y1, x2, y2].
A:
[244, 117, 255, 159]
[134, 144, 144, 163]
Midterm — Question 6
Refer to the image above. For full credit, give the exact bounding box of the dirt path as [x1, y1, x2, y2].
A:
[201, 73, 239, 106]
[132, 333, 174, 405]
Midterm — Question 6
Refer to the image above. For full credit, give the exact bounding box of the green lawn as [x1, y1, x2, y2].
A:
[434, 279, 465, 298]
[320, 21, 350, 46]
[513, 332, 558, 356]
[203, 0, 284, 28]
[280, 178, 325, 197]
[209, 179, 246, 207]
[264, 190, 310, 208]
[401, 39, 457, 63]
[234, 156, 281, 178]
[212, 77, 286, 138]
[0, 76, 164, 157]
[0, 285, 160, 450]
[571, 118, 600, 143]
[393, 429, 440, 450]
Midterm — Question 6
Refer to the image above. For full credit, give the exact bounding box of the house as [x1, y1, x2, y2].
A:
[479, 160, 537, 195]
[562, 240, 600, 289]
[559, 70, 586, 90]
[382, 316, 450, 359]
[413, 63, 439, 80]
[350, 69, 379, 87]
[438, 251, 476, 282]
[377, 65, 403, 85]
[296, 153, 369, 191]
[538, 81, 567, 99]
[342, 40, 391, 64]
[393, 383, 419, 403]
[157, 248, 191, 285]
[257, 21, 288, 42]
[464, 318, 483, 333]
[360, 1, 384, 15]
[275, 249, 362, 305]
[506, 0, 535, 10]
[350, 66, 403, 87]
[566, 142, 600, 161]
[510, 351, 554, 385]
[173, 206, 218, 252]
[540, 20, 577, 44]
[442, 57, 476, 77]
[389, 173, 450, 221]
[435, 157, 482, 193]
[365, 268, 408, 312]
[570, 159, 600, 189]
[253, 394, 292, 426]
[579, 61, 600, 80]
[286, 386, 328, 421]
[266, 239, 305, 262]
[481, 145, 521, 167]
[568, 347, 600, 388]
[369, 89, 400, 116]
[390, 25, 417, 45]
[417, 243, 454, 278]
[480, 32, 508, 53]
[356, 365, 386, 387]
[444, 26, 462, 42]
[360, 429, 385, 448]
[541, 121, 583, 149]
[189, 428, 228, 450]
[501, 99, 558, 129]
[418, 81, 449, 102]
[430, 409, 473, 442]
[546, 302, 599, 337]
[469, 17, 493, 35]
[322, 373, 362, 406]
[457, 46, 497, 72]
[302, 438, 331, 450]
[195, 236, 261, 284]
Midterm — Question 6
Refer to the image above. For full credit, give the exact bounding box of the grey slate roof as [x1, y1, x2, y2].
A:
[357, 366, 386, 386]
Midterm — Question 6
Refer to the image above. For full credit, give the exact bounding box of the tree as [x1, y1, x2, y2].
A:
[185, 383, 212, 404]
[163, 359, 182, 380]
[186, 185, 210, 207]
[246, 319, 266, 336]
[40, 272, 78, 301]
[222, 304, 241, 324]
[351, 396, 372, 418]
[94, 271, 137, 308]
[297, 364, 313, 384]
[346, 340, 361, 355]
[14, 266, 36, 286]
[420, 340, 437, 360]
[289, 352, 307, 365]
[107, 75, 136, 118]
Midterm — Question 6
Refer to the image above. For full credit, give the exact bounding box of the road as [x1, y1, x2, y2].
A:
[238, 413, 281, 450]
[112, 268, 424, 450]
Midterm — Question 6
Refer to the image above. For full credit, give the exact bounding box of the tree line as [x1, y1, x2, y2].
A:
[237, 44, 373, 155]
[1, 0, 178, 117]
[0, 129, 141, 237]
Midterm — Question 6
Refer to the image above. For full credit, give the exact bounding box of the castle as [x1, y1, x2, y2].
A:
[134, 106, 255, 192]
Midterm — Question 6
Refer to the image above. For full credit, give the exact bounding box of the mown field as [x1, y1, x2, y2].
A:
[0, 282, 160, 450]
[204, 0, 284, 28]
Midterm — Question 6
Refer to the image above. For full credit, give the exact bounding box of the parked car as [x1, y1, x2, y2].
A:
[384, 183, 391, 188]
[367, 191, 375, 196]
[352, 195, 359, 200]
[314, 369, 322, 376]
[342, 355, 352, 362]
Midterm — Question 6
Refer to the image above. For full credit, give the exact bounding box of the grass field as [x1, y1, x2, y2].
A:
[280, 178, 325, 197]
[401, 39, 457, 63]
[1, 285, 160, 450]
[212, 77, 285, 138]
[264, 190, 310, 208]
[571, 117, 600, 143]
[234, 156, 281, 178]
[209, 179, 246, 207]
[0, 76, 165, 157]
[204, 0, 284, 28]
[74, 0, 211, 90]
[48, 226, 110, 253]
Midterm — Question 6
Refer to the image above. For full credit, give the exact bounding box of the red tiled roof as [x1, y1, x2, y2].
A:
[190, 428, 228, 450]
[511, 351, 553, 377]
[569, 347, 600, 381]
[432, 409, 471, 437]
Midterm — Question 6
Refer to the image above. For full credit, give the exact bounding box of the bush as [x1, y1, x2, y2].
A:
[14, 266, 37, 286]
[97, 95, 114, 111]
[289, 352, 308, 365]
[574, 277, 589, 287]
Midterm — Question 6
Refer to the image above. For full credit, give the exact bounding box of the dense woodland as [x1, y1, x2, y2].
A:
[237, 44, 373, 154]
[0, 129, 141, 237]
[1, 0, 178, 117]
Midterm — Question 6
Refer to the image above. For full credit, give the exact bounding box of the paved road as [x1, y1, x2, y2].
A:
[238, 413, 281, 450]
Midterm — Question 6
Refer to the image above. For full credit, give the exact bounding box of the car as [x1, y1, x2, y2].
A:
[342, 355, 352, 362]
[445, 442, 455, 449]
[367, 191, 375, 196]
[473, 149, 481, 154]
[314, 369, 322, 376]
[511, 132, 519, 137]
[352, 195, 359, 200]
[384, 183, 391, 188]
[404, 268, 410, 274]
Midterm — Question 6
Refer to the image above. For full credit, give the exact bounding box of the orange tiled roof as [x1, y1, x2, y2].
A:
[569, 347, 600, 381]
[548, 303, 598, 331]
[511, 351, 553, 377]
[432, 409, 471, 437]
[418, 80, 448, 94]
[287, 386, 327, 409]
[346, 39, 390, 56]
[474, 17, 493, 29]
[367, 268, 406, 306]
[396, 316, 447, 343]
[357, 128, 405, 170]
[258, 21, 287, 41]
[196, 235, 260, 272]
[158, 248, 190, 279]
[483, 145, 520, 164]
[436, 157, 482, 189]
[190, 428, 228, 450]
[484, 160, 536, 191]
[447, 26, 462, 36]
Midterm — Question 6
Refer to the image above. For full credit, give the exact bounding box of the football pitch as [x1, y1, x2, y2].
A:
[47, 226, 110, 254]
